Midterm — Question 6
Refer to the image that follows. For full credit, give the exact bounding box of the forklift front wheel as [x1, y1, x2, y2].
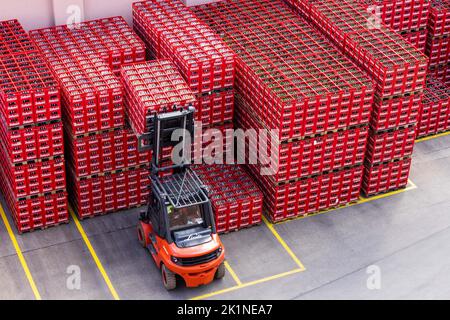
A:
[215, 262, 226, 279]
[162, 264, 177, 290]
[137, 224, 148, 248]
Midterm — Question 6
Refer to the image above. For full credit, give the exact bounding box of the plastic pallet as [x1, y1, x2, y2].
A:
[194, 164, 263, 234]
[133, 0, 236, 94]
[121, 60, 196, 135]
[68, 166, 150, 219]
[362, 157, 412, 196]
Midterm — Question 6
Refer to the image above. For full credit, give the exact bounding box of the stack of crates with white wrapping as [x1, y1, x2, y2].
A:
[0, 20, 67, 232]
[30, 20, 151, 219]
[193, 0, 375, 222]
[133, 0, 236, 158]
[285, 0, 428, 196]
[357, 0, 430, 52]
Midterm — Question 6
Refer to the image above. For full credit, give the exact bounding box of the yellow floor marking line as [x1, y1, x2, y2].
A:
[276, 179, 418, 225]
[262, 216, 306, 270]
[0, 203, 41, 300]
[224, 261, 242, 286]
[69, 207, 120, 300]
[190, 268, 303, 300]
[416, 131, 450, 143]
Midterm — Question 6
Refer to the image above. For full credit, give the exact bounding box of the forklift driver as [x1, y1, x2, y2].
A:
[167, 205, 205, 231]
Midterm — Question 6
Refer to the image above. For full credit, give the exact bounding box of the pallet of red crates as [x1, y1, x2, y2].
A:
[247, 164, 364, 223]
[417, 76, 450, 138]
[0, 119, 64, 163]
[427, 0, 449, 37]
[401, 28, 428, 52]
[362, 157, 412, 196]
[133, 0, 236, 95]
[365, 125, 417, 164]
[370, 92, 422, 131]
[0, 169, 68, 233]
[65, 126, 152, 178]
[29, 17, 146, 76]
[121, 60, 197, 135]
[235, 96, 370, 183]
[0, 51, 62, 127]
[194, 164, 263, 234]
[68, 165, 150, 219]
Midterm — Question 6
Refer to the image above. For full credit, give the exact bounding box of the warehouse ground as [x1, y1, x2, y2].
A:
[1, 134, 449, 300]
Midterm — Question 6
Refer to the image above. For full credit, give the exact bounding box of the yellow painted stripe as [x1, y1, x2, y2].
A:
[224, 261, 242, 286]
[0, 203, 41, 300]
[276, 179, 418, 225]
[262, 216, 306, 270]
[69, 207, 120, 300]
[416, 131, 450, 143]
[191, 268, 303, 300]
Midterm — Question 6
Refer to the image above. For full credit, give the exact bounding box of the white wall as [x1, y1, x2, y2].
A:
[0, 0, 222, 31]
[0, 0, 137, 30]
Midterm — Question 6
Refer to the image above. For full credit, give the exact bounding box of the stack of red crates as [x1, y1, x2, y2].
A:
[285, 0, 428, 196]
[426, 0, 449, 85]
[30, 21, 151, 219]
[417, 76, 450, 137]
[0, 20, 68, 233]
[193, 0, 375, 222]
[357, 0, 430, 52]
[132, 0, 236, 141]
[30, 17, 146, 76]
[194, 165, 263, 233]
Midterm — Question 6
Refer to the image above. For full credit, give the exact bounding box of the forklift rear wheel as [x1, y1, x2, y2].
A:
[137, 224, 147, 248]
[215, 262, 226, 279]
[162, 264, 177, 290]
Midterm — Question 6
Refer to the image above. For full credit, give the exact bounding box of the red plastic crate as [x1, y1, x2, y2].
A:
[65, 127, 152, 178]
[417, 76, 450, 137]
[236, 96, 369, 182]
[428, 63, 450, 85]
[0, 120, 64, 163]
[29, 17, 146, 76]
[133, 0, 236, 94]
[68, 166, 150, 219]
[0, 148, 66, 198]
[370, 92, 422, 131]
[357, 0, 430, 32]
[193, 0, 375, 141]
[247, 165, 364, 223]
[196, 90, 234, 126]
[194, 164, 263, 233]
[401, 29, 428, 52]
[0, 52, 62, 128]
[365, 125, 417, 164]
[0, 20, 37, 55]
[121, 60, 196, 135]
[426, 35, 450, 67]
[362, 157, 412, 196]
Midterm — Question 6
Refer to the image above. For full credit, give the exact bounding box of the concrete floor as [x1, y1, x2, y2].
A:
[1, 134, 450, 300]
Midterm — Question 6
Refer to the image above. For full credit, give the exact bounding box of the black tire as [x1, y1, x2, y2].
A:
[162, 264, 177, 290]
[137, 224, 147, 248]
[215, 262, 226, 279]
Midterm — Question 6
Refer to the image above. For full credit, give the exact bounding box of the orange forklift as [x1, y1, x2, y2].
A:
[137, 108, 226, 290]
